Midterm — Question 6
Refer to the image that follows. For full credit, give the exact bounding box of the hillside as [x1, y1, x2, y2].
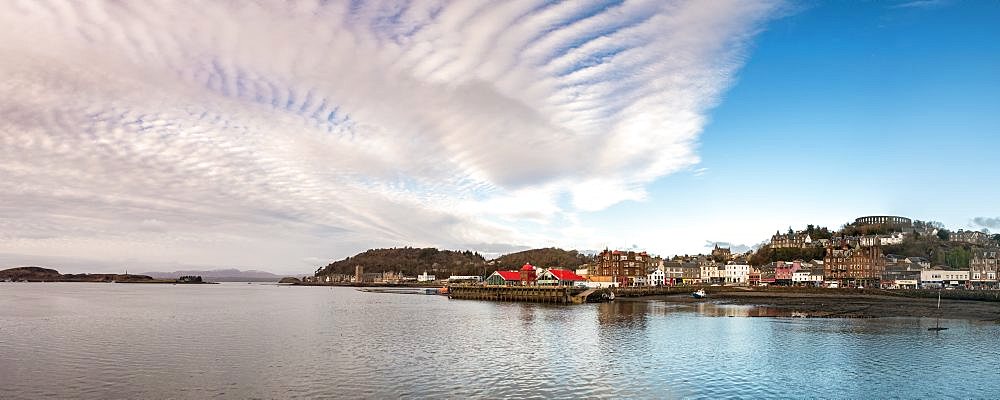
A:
[315, 247, 487, 277]
[0, 266, 62, 281]
[492, 248, 591, 270]
[749, 247, 826, 266]
[0, 267, 155, 282]
[883, 236, 978, 270]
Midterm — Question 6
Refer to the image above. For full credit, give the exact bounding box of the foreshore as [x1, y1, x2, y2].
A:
[638, 290, 1000, 321]
[293, 281, 443, 288]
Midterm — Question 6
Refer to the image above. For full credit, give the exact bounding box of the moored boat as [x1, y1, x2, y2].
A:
[691, 289, 707, 299]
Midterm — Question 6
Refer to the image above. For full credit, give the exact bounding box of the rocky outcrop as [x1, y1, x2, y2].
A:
[0, 267, 158, 282]
[0, 266, 62, 281]
[61, 273, 155, 282]
[279, 277, 302, 284]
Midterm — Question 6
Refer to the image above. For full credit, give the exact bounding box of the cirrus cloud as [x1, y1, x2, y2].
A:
[0, 0, 784, 273]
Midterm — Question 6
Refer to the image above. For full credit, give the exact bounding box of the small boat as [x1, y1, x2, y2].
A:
[692, 289, 707, 299]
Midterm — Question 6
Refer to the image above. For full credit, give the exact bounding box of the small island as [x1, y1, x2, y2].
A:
[0, 266, 215, 284]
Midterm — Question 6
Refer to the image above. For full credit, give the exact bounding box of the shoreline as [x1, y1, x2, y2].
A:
[633, 291, 1000, 321]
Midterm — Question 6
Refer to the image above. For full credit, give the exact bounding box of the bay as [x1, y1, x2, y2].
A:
[1, 283, 998, 399]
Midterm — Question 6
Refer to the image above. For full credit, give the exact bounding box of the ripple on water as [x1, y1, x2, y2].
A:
[2, 284, 999, 399]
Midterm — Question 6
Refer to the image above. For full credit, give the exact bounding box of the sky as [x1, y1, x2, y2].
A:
[1, 0, 997, 274]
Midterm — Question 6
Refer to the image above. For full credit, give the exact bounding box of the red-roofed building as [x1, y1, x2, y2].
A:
[486, 270, 521, 286]
[519, 263, 538, 284]
[537, 269, 587, 286]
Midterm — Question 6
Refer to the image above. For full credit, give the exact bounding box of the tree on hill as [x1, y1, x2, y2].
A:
[804, 224, 833, 239]
[937, 229, 951, 241]
[493, 248, 591, 270]
[314, 247, 487, 277]
[882, 234, 974, 269]
[749, 247, 826, 266]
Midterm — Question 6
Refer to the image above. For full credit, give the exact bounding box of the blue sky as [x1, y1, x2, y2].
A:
[0, 1, 996, 273]
[579, 0, 1000, 254]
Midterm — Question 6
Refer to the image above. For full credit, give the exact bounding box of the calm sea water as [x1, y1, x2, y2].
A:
[1, 283, 998, 399]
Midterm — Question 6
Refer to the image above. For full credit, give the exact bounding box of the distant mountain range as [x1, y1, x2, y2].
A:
[139, 268, 287, 282]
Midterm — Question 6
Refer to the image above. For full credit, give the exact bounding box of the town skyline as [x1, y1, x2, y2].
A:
[2, 1, 999, 274]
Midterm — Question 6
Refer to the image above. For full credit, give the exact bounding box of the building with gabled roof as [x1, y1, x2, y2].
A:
[537, 269, 587, 286]
[485, 270, 521, 286]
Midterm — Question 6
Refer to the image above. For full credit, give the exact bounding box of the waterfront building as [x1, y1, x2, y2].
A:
[881, 264, 922, 289]
[748, 268, 761, 286]
[417, 271, 436, 282]
[824, 245, 885, 287]
[592, 249, 655, 286]
[757, 264, 776, 286]
[647, 268, 666, 287]
[536, 269, 587, 286]
[725, 264, 750, 284]
[586, 275, 619, 288]
[661, 261, 690, 285]
[969, 249, 999, 289]
[701, 264, 725, 285]
[681, 264, 701, 284]
[809, 269, 824, 285]
[919, 269, 970, 288]
[518, 263, 538, 285]
[792, 269, 812, 286]
[773, 261, 801, 285]
[485, 270, 521, 286]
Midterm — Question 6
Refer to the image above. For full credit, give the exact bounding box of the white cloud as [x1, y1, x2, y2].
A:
[0, 0, 783, 273]
[889, 0, 950, 10]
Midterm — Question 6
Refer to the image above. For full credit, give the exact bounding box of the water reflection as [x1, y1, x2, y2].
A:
[596, 300, 650, 329]
[1, 284, 998, 399]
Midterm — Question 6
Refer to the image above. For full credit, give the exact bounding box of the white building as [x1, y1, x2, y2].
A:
[647, 268, 666, 287]
[701, 265, 723, 284]
[417, 271, 436, 282]
[919, 270, 969, 288]
[725, 264, 750, 284]
[879, 232, 906, 246]
[792, 270, 812, 284]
